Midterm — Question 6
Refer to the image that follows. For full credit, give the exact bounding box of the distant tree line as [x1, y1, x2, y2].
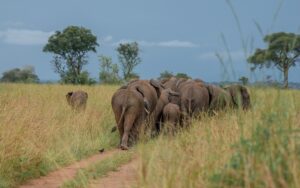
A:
[1, 25, 299, 88]
[0, 66, 39, 83]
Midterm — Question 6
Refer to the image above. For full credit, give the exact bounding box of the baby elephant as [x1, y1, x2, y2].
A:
[66, 90, 88, 111]
[162, 103, 181, 133]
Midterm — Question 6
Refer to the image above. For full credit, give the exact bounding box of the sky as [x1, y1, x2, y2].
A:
[0, 0, 299, 83]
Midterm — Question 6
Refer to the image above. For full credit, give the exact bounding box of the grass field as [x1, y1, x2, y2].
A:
[0, 84, 299, 187]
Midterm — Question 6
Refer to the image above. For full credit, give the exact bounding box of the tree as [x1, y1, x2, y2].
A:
[43, 26, 99, 84]
[238, 76, 249, 85]
[0, 66, 39, 83]
[248, 32, 300, 88]
[99, 55, 121, 84]
[175, 72, 191, 79]
[158, 70, 174, 80]
[116, 42, 141, 81]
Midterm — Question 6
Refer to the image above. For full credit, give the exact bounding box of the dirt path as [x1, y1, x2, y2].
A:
[89, 157, 139, 188]
[19, 149, 120, 188]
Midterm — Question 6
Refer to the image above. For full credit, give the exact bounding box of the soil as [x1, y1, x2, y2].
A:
[19, 149, 120, 188]
[89, 157, 139, 188]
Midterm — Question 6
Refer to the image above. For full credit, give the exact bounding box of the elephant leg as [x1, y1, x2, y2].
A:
[118, 125, 124, 146]
[120, 114, 135, 150]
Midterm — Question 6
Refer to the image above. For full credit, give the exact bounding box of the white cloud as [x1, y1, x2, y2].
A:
[157, 40, 198, 48]
[112, 39, 198, 48]
[198, 50, 246, 61]
[0, 29, 54, 45]
[103, 35, 113, 42]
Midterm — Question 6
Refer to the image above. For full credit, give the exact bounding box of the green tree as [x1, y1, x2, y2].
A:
[116, 42, 141, 81]
[175, 72, 191, 79]
[43, 26, 99, 84]
[99, 55, 121, 84]
[248, 32, 300, 88]
[158, 70, 174, 80]
[238, 76, 249, 85]
[0, 66, 39, 83]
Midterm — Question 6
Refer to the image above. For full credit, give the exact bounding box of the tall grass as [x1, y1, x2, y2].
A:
[0, 84, 119, 187]
[135, 88, 300, 187]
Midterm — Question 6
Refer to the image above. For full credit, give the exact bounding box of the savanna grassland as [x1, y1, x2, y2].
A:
[0, 84, 299, 188]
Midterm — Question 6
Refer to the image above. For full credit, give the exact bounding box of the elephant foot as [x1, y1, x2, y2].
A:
[120, 144, 129, 150]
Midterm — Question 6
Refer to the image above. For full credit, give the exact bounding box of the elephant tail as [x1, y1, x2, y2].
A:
[117, 105, 127, 128]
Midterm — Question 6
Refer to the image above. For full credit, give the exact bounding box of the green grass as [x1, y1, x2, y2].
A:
[61, 151, 133, 188]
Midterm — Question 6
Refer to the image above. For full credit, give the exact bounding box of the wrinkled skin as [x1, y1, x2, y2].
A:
[66, 90, 88, 111]
[112, 79, 162, 150]
[111, 88, 146, 150]
[177, 80, 210, 121]
[162, 103, 181, 133]
[223, 85, 251, 110]
[206, 84, 232, 111]
[153, 88, 180, 133]
[124, 79, 162, 114]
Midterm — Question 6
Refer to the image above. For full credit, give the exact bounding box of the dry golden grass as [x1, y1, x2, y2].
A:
[135, 88, 300, 188]
[0, 84, 299, 188]
[0, 83, 119, 187]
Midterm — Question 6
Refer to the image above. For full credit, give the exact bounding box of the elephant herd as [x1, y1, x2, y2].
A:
[65, 78, 250, 150]
[111, 77, 251, 150]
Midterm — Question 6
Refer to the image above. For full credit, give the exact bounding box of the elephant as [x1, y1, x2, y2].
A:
[123, 79, 162, 114]
[111, 79, 163, 150]
[161, 77, 181, 91]
[223, 84, 251, 110]
[111, 87, 146, 150]
[205, 84, 232, 112]
[152, 88, 180, 133]
[177, 80, 210, 121]
[66, 90, 88, 111]
[162, 103, 181, 133]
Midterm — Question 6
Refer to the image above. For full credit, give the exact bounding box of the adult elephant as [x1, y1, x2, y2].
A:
[223, 85, 251, 110]
[124, 79, 162, 114]
[111, 79, 162, 150]
[205, 84, 232, 112]
[177, 80, 210, 121]
[111, 87, 146, 150]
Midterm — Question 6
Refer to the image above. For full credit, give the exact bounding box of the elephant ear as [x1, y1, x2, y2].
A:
[66, 92, 73, 97]
[150, 79, 162, 98]
[168, 90, 180, 103]
[205, 85, 214, 106]
[175, 78, 187, 89]
[66, 92, 73, 104]
[168, 90, 180, 96]
[240, 86, 250, 109]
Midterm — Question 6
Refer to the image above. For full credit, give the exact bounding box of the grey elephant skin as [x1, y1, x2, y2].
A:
[223, 85, 251, 110]
[66, 90, 88, 111]
[162, 103, 181, 133]
[111, 79, 162, 150]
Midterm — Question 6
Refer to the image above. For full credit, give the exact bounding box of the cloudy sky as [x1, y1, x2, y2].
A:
[0, 0, 299, 82]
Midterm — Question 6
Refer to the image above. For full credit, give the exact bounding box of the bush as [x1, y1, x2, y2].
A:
[0, 66, 39, 83]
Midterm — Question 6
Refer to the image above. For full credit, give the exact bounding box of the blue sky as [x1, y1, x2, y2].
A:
[0, 0, 299, 82]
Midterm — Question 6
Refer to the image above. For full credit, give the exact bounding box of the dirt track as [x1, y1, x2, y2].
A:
[19, 149, 120, 188]
[89, 157, 139, 188]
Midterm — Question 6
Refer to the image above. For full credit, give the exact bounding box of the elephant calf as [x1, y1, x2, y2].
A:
[66, 90, 88, 111]
[162, 103, 181, 133]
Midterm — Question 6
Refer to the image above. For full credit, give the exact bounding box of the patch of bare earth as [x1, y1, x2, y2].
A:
[19, 150, 120, 188]
[89, 157, 139, 188]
